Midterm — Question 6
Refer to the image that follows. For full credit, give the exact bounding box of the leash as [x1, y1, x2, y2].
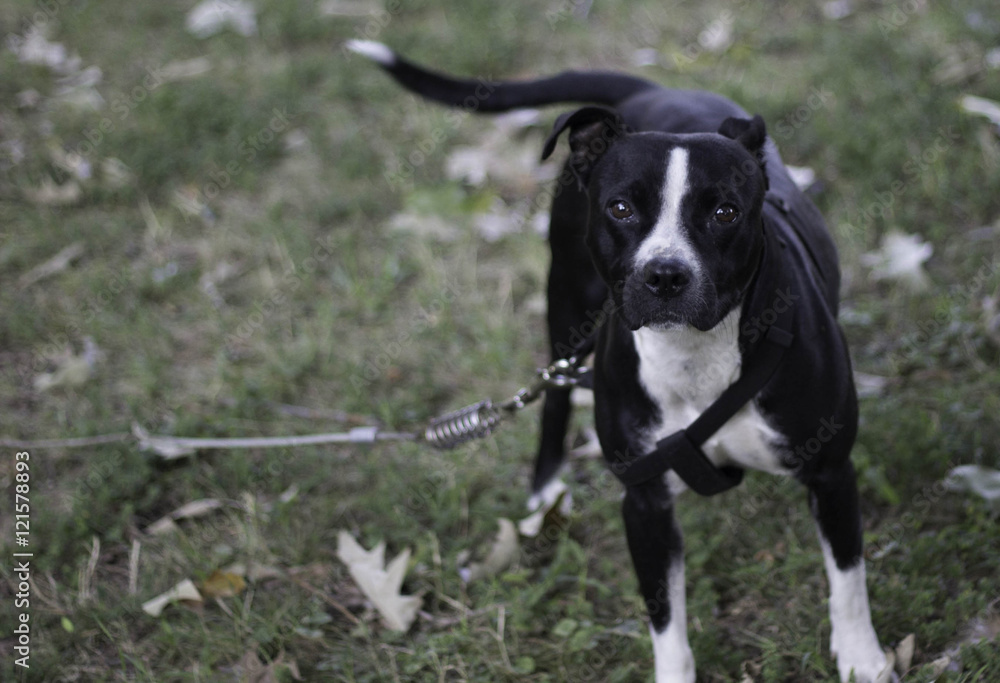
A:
[6, 325, 788, 497]
[0, 355, 592, 458]
[423, 354, 591, 449]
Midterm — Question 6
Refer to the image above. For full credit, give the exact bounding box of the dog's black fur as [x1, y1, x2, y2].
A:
[348, 41, 889, 682]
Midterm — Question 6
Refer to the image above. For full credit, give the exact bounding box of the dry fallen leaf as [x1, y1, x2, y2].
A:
[145, 517, 181, 536]
[141, 579, 203, 617]
[336, 532, 422, 632]
[186, 0, 257, 38]
[853, 372, 889, 399]
[145, 498, 224, 535]
[860, 231, 933, 291]
[172, 498, 226, 519]
[9, 26, 73, 71]
[876, 650, 896, 683]
[101, 158, 134, 189]
[199, 570, 247, 599]
[387, 210, 463, 241]
[943, 465, 1000, 504]
[18, 241, 84, 288]
[698, 12, 734, 54]
[786, 165, 817, 191]
[460, 518, 520, 583]
[224, 562, 286, 582]
[960, 94, 1000, 128]
[23, 177, 82, 206]
[33, 338, 101, 391]
[234, 649, 302, 683]
[895, 633, 916, 673]
[318, 0, 382, 16]
[160, 57, 213, 82]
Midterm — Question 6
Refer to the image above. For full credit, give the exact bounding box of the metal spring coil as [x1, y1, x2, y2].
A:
[424, 400, 503, 449]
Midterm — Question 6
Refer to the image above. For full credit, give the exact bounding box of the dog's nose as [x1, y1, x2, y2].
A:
[642, 258, 691, 298]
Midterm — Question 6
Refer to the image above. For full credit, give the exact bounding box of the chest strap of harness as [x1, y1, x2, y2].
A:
[613, 240, 796, 495]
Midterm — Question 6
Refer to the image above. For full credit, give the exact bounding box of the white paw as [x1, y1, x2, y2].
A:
[653, 665, 695, 683]
[653, 656, 695, 683]
[520, 478, 572, 537]
[833, 635, 893, 683]
[525, 477, 571, 514]
[651, 622, 695, 683]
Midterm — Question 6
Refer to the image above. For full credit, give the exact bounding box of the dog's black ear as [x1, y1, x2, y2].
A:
[542, 106, 628, 189]
[718, 114, 767, 155]
[719, 114, 769, 188]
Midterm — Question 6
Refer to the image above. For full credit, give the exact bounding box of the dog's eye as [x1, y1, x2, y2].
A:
[608, 200, 634, 220]
[714, 205, 740, 224]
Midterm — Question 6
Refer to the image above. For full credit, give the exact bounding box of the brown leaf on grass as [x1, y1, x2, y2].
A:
[199, 570, 246, 599]
[224, 562, 286, 582]
[459, 518, 520, 583]
[336, 531, 422, 632]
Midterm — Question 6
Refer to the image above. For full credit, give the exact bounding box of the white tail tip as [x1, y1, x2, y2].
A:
[345, 39, 395, 66]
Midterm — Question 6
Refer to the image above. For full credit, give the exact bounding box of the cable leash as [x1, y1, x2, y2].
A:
[0, 355, 592, 456]
[423, 356, 590, 449]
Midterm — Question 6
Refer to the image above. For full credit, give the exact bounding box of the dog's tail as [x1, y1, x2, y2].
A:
[346, 40, 658, 111]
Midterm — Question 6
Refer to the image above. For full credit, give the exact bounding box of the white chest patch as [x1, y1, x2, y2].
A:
[632, 309, 788, 493]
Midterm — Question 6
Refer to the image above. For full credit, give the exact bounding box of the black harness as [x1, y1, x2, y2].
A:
[611, 194, 803, 495]
[612, 319, 793, 494]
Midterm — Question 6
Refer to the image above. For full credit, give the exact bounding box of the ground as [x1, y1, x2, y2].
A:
[1, 0, 999, 681]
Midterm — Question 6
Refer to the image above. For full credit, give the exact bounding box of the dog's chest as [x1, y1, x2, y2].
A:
[631, 310, 787, 490]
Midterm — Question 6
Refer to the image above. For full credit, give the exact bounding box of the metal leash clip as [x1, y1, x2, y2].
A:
[423, 400, 503, 449]
[424, 356, 590, 449]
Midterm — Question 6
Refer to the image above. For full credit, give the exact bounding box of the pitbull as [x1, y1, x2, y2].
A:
[347, 39, 890, 682]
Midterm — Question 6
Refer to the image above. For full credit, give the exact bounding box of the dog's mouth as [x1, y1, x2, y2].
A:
[618, 276, 722, 332]
[619, 307, 686, 332]
[620, 294, 699, 331]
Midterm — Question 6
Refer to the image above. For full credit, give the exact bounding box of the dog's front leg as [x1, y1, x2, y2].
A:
[807, 460, 890, 683]
[623, 481, 695, 683]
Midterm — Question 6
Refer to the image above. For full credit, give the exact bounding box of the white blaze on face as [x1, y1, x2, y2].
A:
[632, 147, 698, 275]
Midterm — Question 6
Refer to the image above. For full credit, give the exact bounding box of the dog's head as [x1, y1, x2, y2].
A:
[543, 107, 770, 331]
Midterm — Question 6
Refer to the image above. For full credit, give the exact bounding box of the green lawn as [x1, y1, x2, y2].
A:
[1, 0, 999, 681]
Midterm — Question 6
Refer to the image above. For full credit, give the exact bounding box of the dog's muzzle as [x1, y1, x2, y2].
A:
[620, 258, 711, 330]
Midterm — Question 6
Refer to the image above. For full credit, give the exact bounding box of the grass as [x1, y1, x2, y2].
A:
[1, 0, 999, 680]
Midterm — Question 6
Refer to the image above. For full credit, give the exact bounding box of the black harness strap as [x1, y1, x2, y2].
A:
[614, 272, 795, 495]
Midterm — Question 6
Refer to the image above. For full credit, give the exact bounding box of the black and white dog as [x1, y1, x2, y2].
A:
[347, 40, 890, 682]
